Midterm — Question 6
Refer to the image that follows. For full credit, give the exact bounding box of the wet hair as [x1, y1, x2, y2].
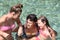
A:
[38, 15, 57, 36]
[10, 4, 23, 13]
[26, 14, 37, 22]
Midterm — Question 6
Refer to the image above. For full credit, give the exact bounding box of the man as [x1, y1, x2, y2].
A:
[18, 14, 39, 40]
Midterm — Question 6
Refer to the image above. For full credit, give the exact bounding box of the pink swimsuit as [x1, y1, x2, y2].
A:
[36, 30, 47, 40]
[36, 37, 40, 40]
[0, 24, 15, 31]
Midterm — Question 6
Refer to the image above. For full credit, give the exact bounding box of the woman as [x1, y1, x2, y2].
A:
[0, 4, 23, 40]
[36, 15, 57, 40]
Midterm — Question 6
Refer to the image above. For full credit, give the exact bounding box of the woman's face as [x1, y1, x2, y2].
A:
[13, 12, 20, 19]
[37, 19, 45, 29]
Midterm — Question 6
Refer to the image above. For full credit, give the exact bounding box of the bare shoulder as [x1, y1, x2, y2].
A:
[0, 14, 7, 23]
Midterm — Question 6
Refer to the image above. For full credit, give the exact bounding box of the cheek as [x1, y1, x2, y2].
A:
[13, 14, 19, 18]
[38, 22, 44, 27]
[38, 23, 41, 27]
[13, 15, 17, 18]
[26, 24, 32, 28]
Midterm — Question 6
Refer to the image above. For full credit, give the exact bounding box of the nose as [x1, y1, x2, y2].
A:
[27, 24, 30, 27]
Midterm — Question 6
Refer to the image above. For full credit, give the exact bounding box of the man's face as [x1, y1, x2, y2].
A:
[26, 19, 34, 28]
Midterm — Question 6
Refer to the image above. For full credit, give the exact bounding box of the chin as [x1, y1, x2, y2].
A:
[40, 27, 43, 29]
[14, 18, 16, 19]
[27, 27, 31, 28]
[27, 26, 31, 29]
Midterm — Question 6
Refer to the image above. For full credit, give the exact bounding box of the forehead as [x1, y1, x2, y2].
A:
[27, 19, 34, 23]
[37, 19, 41, 22]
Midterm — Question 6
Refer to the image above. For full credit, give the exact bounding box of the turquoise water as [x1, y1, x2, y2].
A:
[0, 0, 60, 40]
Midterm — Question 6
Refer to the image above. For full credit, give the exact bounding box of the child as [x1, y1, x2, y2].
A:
[36, 15, 57, 40]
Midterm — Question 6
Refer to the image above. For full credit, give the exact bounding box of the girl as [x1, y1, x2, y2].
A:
[36, 15, 57, 40]
[0, 4, 23, 40]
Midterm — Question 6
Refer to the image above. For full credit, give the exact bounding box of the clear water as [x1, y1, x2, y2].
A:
[0, 0, 60, 40]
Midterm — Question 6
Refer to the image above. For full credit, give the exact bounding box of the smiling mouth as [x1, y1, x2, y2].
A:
[27, 26, 31, 28]
[26, 25, 31, 29]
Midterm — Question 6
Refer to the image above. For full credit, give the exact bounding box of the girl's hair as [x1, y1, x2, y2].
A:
[10, 4, 23, 13]
[38, 15, 57, 36]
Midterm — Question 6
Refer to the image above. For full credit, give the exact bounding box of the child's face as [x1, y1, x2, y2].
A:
[37, 19, 45, 29]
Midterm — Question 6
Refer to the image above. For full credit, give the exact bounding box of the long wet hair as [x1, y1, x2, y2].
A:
[38, 15, 57, 36]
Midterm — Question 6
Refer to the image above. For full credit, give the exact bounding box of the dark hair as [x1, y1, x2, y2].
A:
[10, 4, 23, 13]
[26, 14, 37, 22]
